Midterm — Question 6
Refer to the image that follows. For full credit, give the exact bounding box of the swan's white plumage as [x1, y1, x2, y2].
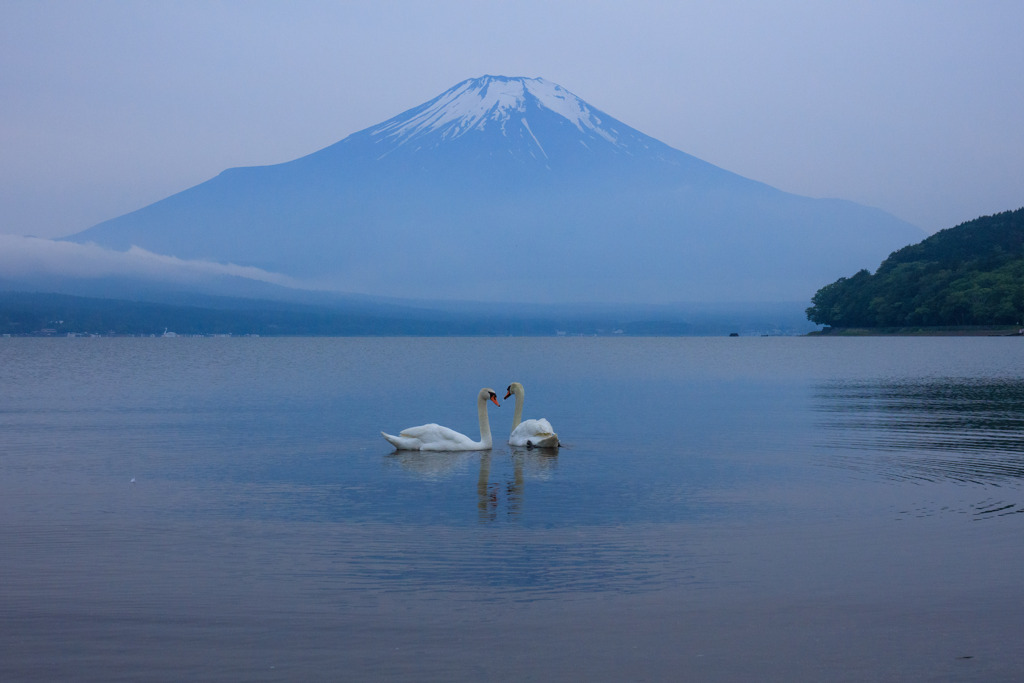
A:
[504, 382, 560, 449]
[382, 423, 483, 451]
[509, 418, 560, 449]
[382, 387, 499, 451]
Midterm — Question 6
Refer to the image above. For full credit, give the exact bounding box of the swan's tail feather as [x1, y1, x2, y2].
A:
[381, 431, 403, 449]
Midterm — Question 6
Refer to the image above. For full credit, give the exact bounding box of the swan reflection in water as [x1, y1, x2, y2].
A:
[385, 449, 480, 479]
[386, 447, 558, 522]
[476, 449, 558, 522]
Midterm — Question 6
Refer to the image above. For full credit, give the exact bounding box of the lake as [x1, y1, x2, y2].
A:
[1, 336, 1022, 681]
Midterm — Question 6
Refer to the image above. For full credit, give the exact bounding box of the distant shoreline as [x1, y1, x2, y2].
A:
[810, 325, 1024, 337]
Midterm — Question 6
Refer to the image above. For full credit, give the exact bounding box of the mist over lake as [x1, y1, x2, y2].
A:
[2, 336, 1023, 681]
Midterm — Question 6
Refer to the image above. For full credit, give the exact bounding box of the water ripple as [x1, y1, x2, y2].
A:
[815, 378, 1024, 493]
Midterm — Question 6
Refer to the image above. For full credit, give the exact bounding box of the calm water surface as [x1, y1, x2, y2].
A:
[1, 337, 1023, 681]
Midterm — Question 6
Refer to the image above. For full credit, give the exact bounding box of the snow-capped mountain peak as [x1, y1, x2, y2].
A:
[367, 75, 624, 152]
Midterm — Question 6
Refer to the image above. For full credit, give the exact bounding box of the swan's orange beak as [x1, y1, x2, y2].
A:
[490, 396, 501, 407]
[503, 390, 512, 400]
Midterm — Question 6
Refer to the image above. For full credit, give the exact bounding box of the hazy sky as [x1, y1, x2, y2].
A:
[2, 0, 1022, 240]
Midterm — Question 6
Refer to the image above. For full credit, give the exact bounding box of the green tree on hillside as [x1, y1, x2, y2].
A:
[806, 208, 1024, 328]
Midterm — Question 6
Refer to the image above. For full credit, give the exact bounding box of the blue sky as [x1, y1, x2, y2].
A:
[2, 0, 1022, 239]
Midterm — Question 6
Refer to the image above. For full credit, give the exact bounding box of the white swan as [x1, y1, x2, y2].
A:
[504, 382, 560, 449]
[381, 387, 500, 451]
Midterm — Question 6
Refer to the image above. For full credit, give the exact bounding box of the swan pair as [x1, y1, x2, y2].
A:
[381, 382, 559, 451]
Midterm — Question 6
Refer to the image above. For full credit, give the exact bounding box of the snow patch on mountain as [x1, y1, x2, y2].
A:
[519, 118, 547, 158]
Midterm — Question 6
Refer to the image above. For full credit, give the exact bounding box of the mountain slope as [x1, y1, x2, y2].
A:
[66, 75, 923, 303]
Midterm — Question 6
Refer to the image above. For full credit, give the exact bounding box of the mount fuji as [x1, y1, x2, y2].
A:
[65, 75, 922, 303]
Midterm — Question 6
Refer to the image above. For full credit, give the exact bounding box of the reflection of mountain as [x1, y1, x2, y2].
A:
[815, 379, 1024, 516]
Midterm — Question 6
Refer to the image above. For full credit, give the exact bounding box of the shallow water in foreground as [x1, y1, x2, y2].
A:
[1, 337, 1023, 681]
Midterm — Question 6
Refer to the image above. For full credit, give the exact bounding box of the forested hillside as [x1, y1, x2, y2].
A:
[806, 208, 1024, 328]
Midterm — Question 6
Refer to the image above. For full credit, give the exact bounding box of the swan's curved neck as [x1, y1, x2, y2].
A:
[511, 388, 524, 430]
[477, 394, 493, 448]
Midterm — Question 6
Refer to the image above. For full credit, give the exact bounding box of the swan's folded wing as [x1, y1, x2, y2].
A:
[512, 418, 554, 436]
[533, 418, 555, 434]
[509, 418, 559, 447]
[396, 423, 476, 450]
[397, 423, 444, 439]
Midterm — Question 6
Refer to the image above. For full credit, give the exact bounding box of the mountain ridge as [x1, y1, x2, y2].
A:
[65, 75, 923, 303]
